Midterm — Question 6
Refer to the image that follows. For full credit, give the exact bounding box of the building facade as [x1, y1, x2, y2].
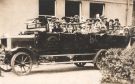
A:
[132, 0, 135, 25]
[0, 0, 133, 35]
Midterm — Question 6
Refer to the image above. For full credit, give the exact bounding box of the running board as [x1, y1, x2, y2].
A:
[39, 60, 93, 65]
[40, 53, 96, 57]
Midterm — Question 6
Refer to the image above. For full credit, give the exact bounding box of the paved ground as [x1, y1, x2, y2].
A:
[0, 63, 102, 84]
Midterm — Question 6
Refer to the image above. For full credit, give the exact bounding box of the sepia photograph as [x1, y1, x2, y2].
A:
[0, 0, 135, 84]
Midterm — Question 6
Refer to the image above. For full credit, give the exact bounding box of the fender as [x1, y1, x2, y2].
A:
[6, 47, 38, 63]
[93, 49, 107, 64]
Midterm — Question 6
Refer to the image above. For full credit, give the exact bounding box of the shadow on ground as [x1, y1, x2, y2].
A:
[30, 65, 98, 75]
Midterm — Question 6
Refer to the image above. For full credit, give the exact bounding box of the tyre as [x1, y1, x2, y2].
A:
[94, 49, 107, 69]
[11, 52, 32, 76]
[0, 57, 12, 72]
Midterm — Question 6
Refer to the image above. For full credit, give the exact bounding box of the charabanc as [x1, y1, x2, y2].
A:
[0, 16, 133, 76]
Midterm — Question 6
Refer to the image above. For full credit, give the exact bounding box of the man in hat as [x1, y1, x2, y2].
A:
[114, 18, 121, 30]
[51, 16, 57, 22]
[74, 15, 79, 23]
[107, 19, 114, 34]
[52, 22, 63, 33]
[102, 17, 109, 29]
[108, 19, 114, 30]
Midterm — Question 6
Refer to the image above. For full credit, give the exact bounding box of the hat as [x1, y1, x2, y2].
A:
[96, 18, 100, 21]
[86, 19, 91, 21]
[51, 16, 56, 19]
[104, 17, 107, 19]
[62, 22, 66, 24]
[47, 18, 51, 20]
[61, 17, 66, 20]
[109, 19, 114, 22]
[70, 17, 74, 20]
[115, 18, 119, 21]
[74, 15, 79, 18]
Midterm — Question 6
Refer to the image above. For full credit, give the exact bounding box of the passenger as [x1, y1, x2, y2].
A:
[89, 18, 96, 33]
[73, 25, 81, 33]
[81, 24, 88, 34]
[108, 19, 114, 34]
[124, 27, 129, 36]
[68, 17, 75, 33]
[74, 15, 80, 31]
[91, 18, 95, 27]
[86, 19, 91, 32]
[61, 17, 67, 23]
[52, 22, 63, 33]
[101, 17, 109, 29]
[51, 16, 57, 23]
[100, 15, 105, 21]
[61, 22, 68, 33]
[92, 19, 101, 33]
[74, 15, 80, 23]
[69, 17, 74, 23]
[114, 18, 121, 30]
[67, 24, 74, 33]
[80, 16, 86, 24]
[47, 18, 54, 32]
[73, 23, 80, 32]
[86, 19, 91, 26]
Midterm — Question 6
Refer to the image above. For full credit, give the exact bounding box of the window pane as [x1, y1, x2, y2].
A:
[90, 3, 104, 18]
[65, 1, 80, 17]
[39, 0, 55, 15]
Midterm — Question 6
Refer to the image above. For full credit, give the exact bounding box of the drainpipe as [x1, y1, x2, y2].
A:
[126, 0, 129, 26]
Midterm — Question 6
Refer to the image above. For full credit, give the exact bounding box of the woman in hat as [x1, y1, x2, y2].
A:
[92, 18, 101, 33]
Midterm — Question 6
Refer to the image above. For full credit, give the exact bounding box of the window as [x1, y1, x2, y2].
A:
[65, 1, 80, 17]
[90, 3, 105, 18]
[39, 0, 55, 15]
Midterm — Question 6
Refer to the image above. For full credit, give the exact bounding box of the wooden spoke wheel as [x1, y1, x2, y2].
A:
[74, 62, 86, 67]
[11, 52, 32, 76]
[0, 58, 12, 72]
[94, 49, 107, 69]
